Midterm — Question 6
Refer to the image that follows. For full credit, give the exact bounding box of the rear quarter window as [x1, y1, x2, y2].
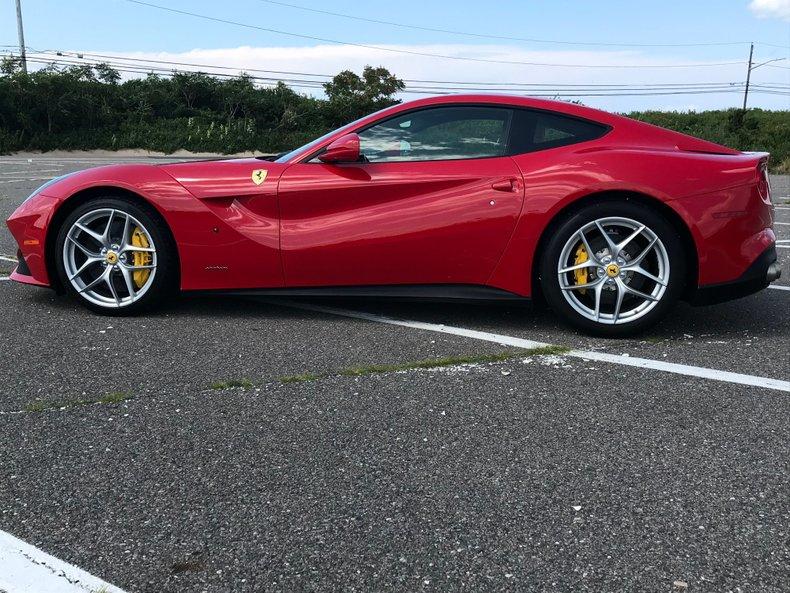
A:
[509, 109, 609, 155]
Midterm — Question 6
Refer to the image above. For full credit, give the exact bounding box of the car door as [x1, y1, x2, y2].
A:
[277, 105, 525, 287]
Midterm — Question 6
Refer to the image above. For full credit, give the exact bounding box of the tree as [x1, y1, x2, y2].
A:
[323, 65, 404, 126]
[171, 71, 218, 113]
[94, 63, 121, 84]
[324, 65, 404, 105]
[221, 74, 256, 122]
[1, 56, 24, 76]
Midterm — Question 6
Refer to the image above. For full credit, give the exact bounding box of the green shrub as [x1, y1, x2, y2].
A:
[0, 60, 786, 172]
[627, 108, 789, 171]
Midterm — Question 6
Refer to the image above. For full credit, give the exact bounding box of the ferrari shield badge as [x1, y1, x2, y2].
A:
[251, 169, 268, 185]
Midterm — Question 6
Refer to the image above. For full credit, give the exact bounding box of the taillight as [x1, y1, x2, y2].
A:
[757, 160, 771, 203]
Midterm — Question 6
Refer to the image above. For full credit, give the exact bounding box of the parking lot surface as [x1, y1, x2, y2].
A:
[1, 155, 788, 592]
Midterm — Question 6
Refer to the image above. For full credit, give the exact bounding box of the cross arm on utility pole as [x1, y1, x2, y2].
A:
[742, 43, 788, 111]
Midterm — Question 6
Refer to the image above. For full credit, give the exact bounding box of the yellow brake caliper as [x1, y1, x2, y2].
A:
[573, 243, 589, 294]
[131, 227, 152, 288]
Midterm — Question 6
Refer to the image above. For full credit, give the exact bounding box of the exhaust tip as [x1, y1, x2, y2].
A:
[767, 262, 782, 283]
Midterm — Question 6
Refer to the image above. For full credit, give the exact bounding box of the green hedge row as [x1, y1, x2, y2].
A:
[0, 61, 787, 172]
[629, 109, 789, 173]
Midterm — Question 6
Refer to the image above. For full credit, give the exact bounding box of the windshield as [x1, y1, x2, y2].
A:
[274, 127, 348, 163]
[274, 106, 395, 163]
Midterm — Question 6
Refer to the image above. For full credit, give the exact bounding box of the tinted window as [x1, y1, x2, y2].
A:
[357, 106, 511, 163]
[509, 109, 608, 154]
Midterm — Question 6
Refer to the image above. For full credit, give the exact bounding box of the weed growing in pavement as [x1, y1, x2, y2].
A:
[278, 345, 572, 383]
[24, 391, 133, 413]
[523, 345, 572, 356]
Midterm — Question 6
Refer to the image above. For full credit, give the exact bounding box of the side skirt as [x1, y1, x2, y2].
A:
[185, 284, 531, 304]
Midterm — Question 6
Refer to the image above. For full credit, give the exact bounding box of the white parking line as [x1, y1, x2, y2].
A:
[0, 177, 57, 184]
[775, 222, 790, 226]
[0, 256, 18, 263]
[0, 277, 10, 282]
[0, 529, 127, 593]
[769, 285, 790, 292]
[273, 301, 790, 393]
[0, 169, 62, 176]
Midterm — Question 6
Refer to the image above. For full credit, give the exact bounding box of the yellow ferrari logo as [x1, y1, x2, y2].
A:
[105, 251, 118, 265]
[251, 169, 268, 185]
[606, 263, 620, 278]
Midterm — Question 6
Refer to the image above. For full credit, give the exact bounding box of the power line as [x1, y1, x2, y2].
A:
[12, 49, 790, 97]
[41, 49, 338, 80]
[120, 0, 748, 69]
[16, 51, 757, 93]
[11, 54, 788, 98]
[37, 49, 758, 90]
[256, 0, 789, 50]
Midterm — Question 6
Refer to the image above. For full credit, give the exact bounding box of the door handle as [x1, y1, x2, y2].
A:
[492, 178, 519, 192]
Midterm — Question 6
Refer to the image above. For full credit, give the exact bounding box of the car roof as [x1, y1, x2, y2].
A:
[282, 93, 737, 163]
[380, 94, 621, 126]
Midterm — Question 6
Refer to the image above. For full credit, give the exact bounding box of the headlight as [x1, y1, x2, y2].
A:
[21, 173, 72, 205]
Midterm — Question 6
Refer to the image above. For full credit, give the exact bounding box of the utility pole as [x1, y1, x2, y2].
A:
[741, 49, 788, 111]
[15, 0, 27, 73]
[742, 42, 754, 111]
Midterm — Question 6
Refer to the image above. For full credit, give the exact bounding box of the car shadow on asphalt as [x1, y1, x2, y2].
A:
[21, 283, 789, 343]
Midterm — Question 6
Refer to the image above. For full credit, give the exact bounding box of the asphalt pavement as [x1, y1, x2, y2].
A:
[0, 155, 788, 592]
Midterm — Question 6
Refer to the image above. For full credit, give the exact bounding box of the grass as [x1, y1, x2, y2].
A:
[522, 345, 572, 356]
[773, 157, 790, 175]
[25, 391, 132, 413]
[278, 345, 572, 383]
[210, 378, 255, 390]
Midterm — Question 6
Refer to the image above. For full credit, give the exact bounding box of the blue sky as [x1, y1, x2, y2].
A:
[2, 0, 788, 111]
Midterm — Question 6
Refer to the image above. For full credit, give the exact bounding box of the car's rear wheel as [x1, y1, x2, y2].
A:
[539, 201, 686, 336]
[55, 197, 176, 315]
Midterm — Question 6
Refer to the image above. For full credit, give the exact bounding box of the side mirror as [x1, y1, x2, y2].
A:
[318, 133, 361, 164]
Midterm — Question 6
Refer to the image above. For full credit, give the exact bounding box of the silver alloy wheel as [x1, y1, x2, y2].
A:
[557, 216, 670, 325]
[63, 208, 157, 308]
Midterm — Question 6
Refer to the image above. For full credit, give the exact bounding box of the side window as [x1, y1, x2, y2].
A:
[509, 109, 608, 154]
[358, 106, 512, 163]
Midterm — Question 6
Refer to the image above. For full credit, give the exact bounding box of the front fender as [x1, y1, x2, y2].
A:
[8, 163, 284, 291]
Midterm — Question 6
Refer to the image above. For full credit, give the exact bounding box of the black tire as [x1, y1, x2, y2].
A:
[55, 196, 177, 315]
[539, 200, 686, 337]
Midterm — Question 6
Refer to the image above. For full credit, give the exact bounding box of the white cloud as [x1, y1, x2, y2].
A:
[55, 43, 789, 112]
[749, 0, 790, 21]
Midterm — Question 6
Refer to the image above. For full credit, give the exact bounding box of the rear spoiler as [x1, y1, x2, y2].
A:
[742, 151, 770, 162]
[674, 137, 740, 155]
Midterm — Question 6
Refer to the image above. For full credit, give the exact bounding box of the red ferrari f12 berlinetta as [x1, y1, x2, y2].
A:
[6, 95, 781, 335]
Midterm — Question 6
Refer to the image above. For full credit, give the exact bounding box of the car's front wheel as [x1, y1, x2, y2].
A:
[539, 201, 686, 336]
[55, 197, 176, 315]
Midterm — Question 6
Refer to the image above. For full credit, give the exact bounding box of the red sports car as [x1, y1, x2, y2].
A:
[6, 95, 781, 335]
